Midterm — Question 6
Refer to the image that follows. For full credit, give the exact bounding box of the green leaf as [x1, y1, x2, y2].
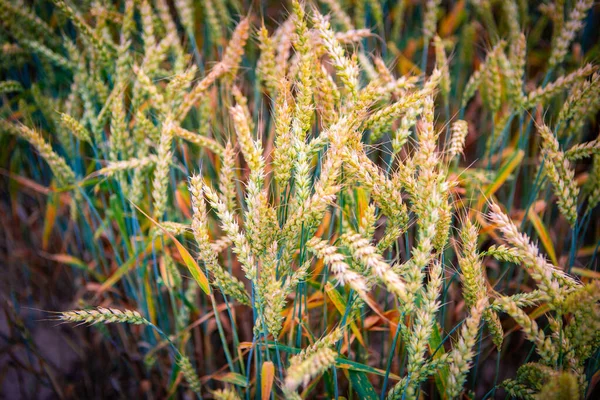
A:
[347, 370, 378, 400]
[109, 194, 133, 255]
[429, 322, 449, 399]
[335, 357, 401, 381]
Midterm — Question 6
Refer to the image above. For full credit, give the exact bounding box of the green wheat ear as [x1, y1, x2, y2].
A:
[177, 355, 202, 394]
[58, 307, 149, 326]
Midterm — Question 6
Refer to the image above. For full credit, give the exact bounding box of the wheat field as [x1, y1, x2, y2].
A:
[1, 0, 599, 399]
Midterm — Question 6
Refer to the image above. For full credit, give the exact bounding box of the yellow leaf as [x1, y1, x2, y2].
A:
[213, 372, 248, 387]
[41, 252, 103, 281]
[439, 0, 466, 37]
[325, 283, 366, 347]
[476, 149, 524, 212]
[42, 189, 58, 250]
[130, 202, 210, 295]
[527, 208, 558, 265]
[577, 245, 600, 258]
[261, 361, 274, 400]
[571, 267, 600, 280]
[98, 239, 162, 294]
[238, 342, 253, 350]
[144, 275, 156, 324]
